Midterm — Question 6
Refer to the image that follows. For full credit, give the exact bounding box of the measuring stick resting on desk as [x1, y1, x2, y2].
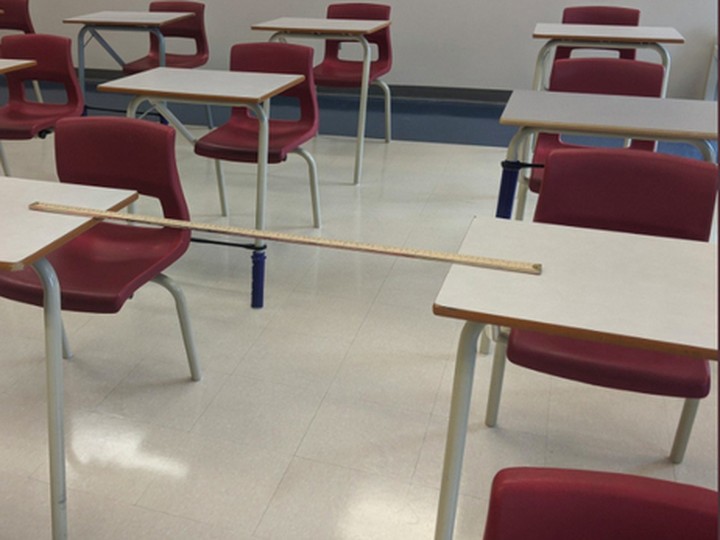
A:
[30, 202, 543, 275]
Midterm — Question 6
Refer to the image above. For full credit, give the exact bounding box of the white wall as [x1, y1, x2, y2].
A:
[31, 0, 717, 98]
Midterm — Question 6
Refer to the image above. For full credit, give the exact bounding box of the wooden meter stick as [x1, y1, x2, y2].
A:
[30, 202, 543, 275]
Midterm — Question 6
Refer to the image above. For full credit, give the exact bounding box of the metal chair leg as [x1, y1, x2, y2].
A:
[151, 273, 201, 382]
[213, 159, 229, 217]
[514, 176, 530, 221]
[60, 320, 73, 360]
[32, 81, 44, 103]
[205, 104, 214, 129]
[669, 398, 700, 464]
[373, 79, 392, 143]
[479, 326, 492, 355]
[485, 329, 509, 427]
[293, 147, 322, 228]
[0, 142, 11, 176]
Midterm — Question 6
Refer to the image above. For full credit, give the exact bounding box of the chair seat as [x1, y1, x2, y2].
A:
[0, 102, 83, 139]
[0, 223, 189, 313]
[507, 329, 711, 398]
[194, 118, 317, 164]
[314, 59, 391, 87]
[123, 52, 209, 74]
[485, 467, 718, 540]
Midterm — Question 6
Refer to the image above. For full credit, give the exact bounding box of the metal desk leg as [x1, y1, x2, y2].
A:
[653, 44, 671, 97]
[695, 139, 718, 163]
[532, 41, 555, 90]
[251, 248, 266, 308]
[77, 27, 89, 109]
[250, 102, 270, 308]
[154, 27, 166, 67]
[32, 258, 68, 540]
[126, 97, 196, 144]
[77, 26, 129, 107]
[353, 36, 372, 185]
[434, 321, 485, 540]
[495, 128, 533, 219]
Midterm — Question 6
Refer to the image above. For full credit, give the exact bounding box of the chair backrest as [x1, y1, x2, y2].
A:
[229, 42, 318, 130]
[556, 5, 640, 60]
[324, 3, 392, 70]
[0, 0, 34, 34]
[550, 57, 663, 96]
[483, 467, 718, 540]
[54, 117, 190, 221]
[547, 57, 663, 151]
[1, 34, 82, 110]
[534, 148, 719, 241]
[148, 1, 208, 60]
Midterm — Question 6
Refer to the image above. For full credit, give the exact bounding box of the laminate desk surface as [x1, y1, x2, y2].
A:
[252, 17, 389, 35]
[533, 23, 685, 44]
[98, 66, 304, 105]
[0, 177, 136, 271]
[434, 217, 718, 360]
[0, 58, 36, 74]
[500, 90, 718, 141]
[63, 11, 193, 27]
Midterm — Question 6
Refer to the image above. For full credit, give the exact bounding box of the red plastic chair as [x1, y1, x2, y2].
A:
[0, 117, 201, 381]
[556, 5, 640, 61]
[194, 42, 321, 226]
[313, 3, 392, 142]
[122, 1, 209, 73]
[486, 148, 718, 464]
[516, 57, 664, 219]
[0, 0, 34, 34]
[484, 467, 718, 540]
[0, 0, 44, 102]
[0, 34, 83, 175]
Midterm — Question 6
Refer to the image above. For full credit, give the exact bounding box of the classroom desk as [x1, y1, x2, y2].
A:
[98, 67, 305, 309]
[496, 89, 718, 219]
[432, 216, 718, 540]
[532, 23, 684, 94]
[252, 17, 392, 185]
[63, 11, 194, 104]
[0, 177, 137, 539]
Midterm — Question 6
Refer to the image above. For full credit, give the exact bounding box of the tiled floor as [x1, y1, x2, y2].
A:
[0, 127, 716, 539]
